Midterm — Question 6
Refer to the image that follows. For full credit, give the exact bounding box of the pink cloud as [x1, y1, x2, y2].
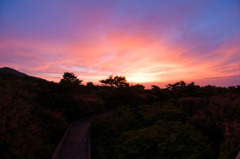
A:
[1, 28, 239, 86]
[1, 0, 239, 87]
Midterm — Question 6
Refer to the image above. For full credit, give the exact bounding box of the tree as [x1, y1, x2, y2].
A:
[100, 75, 129, 88]
[116, 121, 213, 159]
[166, 81, 187, 97]
[166, 81, 186, 90]
[60, 72, 82, 85]
[86, 82, 95, 87]
[152, 85, 160, 91]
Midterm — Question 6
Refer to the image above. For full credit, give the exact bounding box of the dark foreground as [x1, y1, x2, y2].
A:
[51, 117, 93, 159]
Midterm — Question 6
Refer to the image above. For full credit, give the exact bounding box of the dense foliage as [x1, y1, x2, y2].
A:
[0, 71, 103, 159]
[91, 82, 240, 159]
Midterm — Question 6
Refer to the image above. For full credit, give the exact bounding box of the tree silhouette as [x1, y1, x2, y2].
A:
[86, 82, 94, 87]
[60, 72, 82, 85]
[166, 81, 186, 90]
[152, 85, 160, 90]
[100, 75, 129, 88]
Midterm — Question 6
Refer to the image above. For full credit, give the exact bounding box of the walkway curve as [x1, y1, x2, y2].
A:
[51, 111, 112, 159]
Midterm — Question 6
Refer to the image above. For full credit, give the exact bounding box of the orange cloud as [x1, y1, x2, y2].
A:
[1, 24, 239, 87]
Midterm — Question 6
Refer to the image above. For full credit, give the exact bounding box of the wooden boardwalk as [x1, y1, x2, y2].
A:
[51, 117, 93, 159]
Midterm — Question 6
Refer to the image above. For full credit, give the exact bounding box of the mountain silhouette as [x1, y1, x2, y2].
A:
[0, 67, 45, 81]
[0, 67, 28, 77]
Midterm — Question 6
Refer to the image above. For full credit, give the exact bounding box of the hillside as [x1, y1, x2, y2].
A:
[0, 67, 28, 77]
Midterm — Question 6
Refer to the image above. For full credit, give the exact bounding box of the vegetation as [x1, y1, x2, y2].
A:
[100, 75, 129, 87]
[91, 81, 240, 159]
[0, 68, 240, 159]
[0, 71, 103, 158]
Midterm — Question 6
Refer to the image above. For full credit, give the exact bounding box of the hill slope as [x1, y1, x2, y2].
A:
[0, 67, 28, 77]
[0, 67, 46, 81]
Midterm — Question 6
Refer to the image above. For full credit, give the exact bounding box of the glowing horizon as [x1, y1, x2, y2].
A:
[0, 0, 240, 88]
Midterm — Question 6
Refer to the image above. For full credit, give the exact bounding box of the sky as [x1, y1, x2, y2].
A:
[0, 0, 240, 87]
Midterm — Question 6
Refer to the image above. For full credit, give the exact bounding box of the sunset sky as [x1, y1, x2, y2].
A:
[0, 0, 240, 87]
